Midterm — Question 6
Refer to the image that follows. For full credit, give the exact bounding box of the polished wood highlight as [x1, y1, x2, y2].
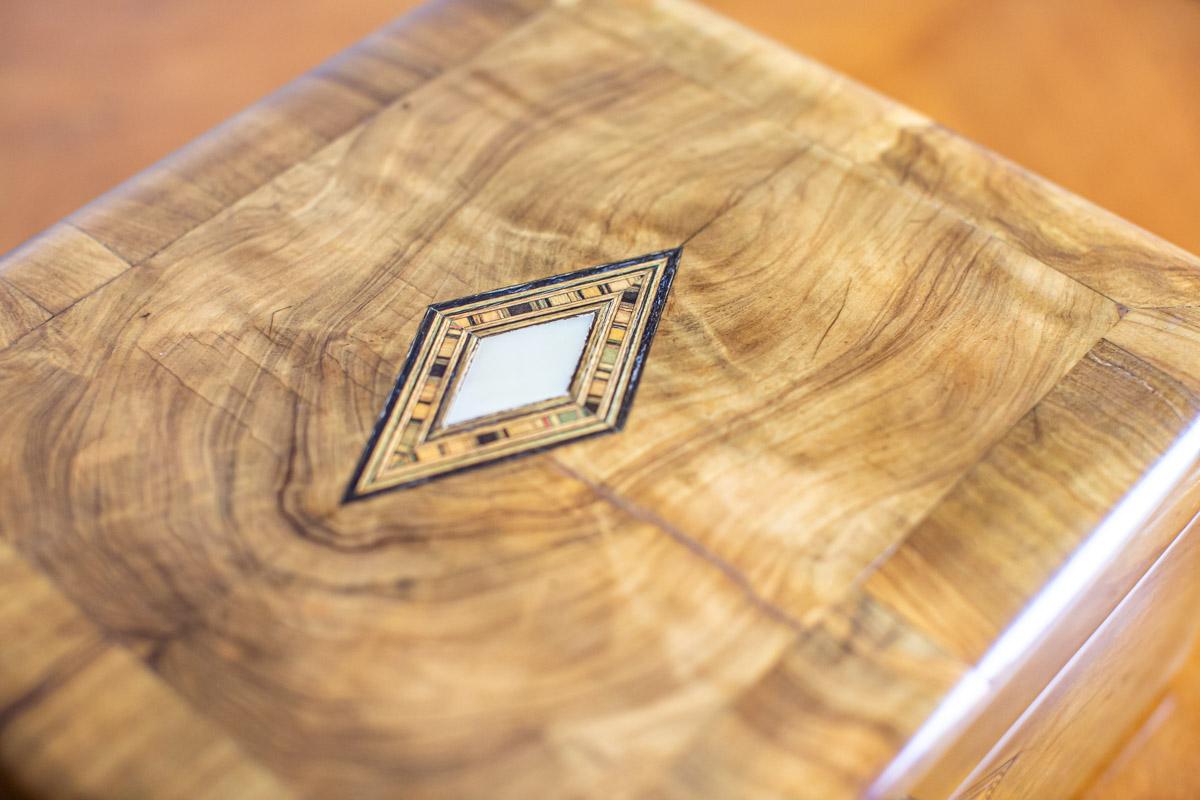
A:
[2, 1, 1200, 797]
[942, 511, 1200, 799]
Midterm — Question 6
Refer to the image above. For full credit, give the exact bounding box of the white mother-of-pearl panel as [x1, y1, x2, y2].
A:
[441, 311, 595, 427]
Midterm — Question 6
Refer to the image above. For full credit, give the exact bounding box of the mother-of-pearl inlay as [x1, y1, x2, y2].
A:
[441, 312, 596, 427]
[345, 249, 680, 500]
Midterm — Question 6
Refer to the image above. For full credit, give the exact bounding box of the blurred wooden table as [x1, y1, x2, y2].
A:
[2, 1, 1198, 796]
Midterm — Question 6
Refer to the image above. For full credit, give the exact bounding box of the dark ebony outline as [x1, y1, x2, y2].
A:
[343, 247, 682, 503]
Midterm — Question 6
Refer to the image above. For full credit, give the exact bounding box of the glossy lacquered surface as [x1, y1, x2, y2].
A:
[2, 1, 1200, 798]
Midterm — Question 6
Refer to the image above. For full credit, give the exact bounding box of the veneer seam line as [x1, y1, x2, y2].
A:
[64, 221, 135, 268]
[0, 275, 53, 317]
[0, 637, 108, 734]
[549, 456, 807, 635]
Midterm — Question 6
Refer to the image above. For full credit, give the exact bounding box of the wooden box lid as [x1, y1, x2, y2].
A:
[3, 1, 1200, 798]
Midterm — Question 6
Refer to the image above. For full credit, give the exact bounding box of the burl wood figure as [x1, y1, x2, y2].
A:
[2, 1, 1199, 798]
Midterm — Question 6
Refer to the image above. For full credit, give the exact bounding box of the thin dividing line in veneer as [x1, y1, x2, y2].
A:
[0, 274, 53, 317]
[546, 455, 808, 636]
[0, 261, 133, 356]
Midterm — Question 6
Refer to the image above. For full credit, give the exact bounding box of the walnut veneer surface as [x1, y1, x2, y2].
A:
[2, 1, 1200, 798]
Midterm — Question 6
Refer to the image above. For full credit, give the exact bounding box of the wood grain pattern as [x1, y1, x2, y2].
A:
[701, 0, 1200, 257]
[69, 0, 545, 266]
[0, 540, 289, 799]
[870, 306, 1200, 797]
[0, 223, 129, 348]
[575, 0, 1200, 309]
[0, 0, 422, 255]
[8, 0, 1200, 261]
[1084, 633, 1200, 800]
[2, 1, 1199, 797]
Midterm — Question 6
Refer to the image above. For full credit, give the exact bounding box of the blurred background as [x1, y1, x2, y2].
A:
[1, 0, 1197, 794]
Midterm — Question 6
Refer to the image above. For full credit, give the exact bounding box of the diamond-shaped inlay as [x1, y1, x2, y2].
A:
[345, 249, 681, 500]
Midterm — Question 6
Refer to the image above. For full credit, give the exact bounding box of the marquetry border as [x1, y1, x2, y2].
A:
[344, 248, 681, 501]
